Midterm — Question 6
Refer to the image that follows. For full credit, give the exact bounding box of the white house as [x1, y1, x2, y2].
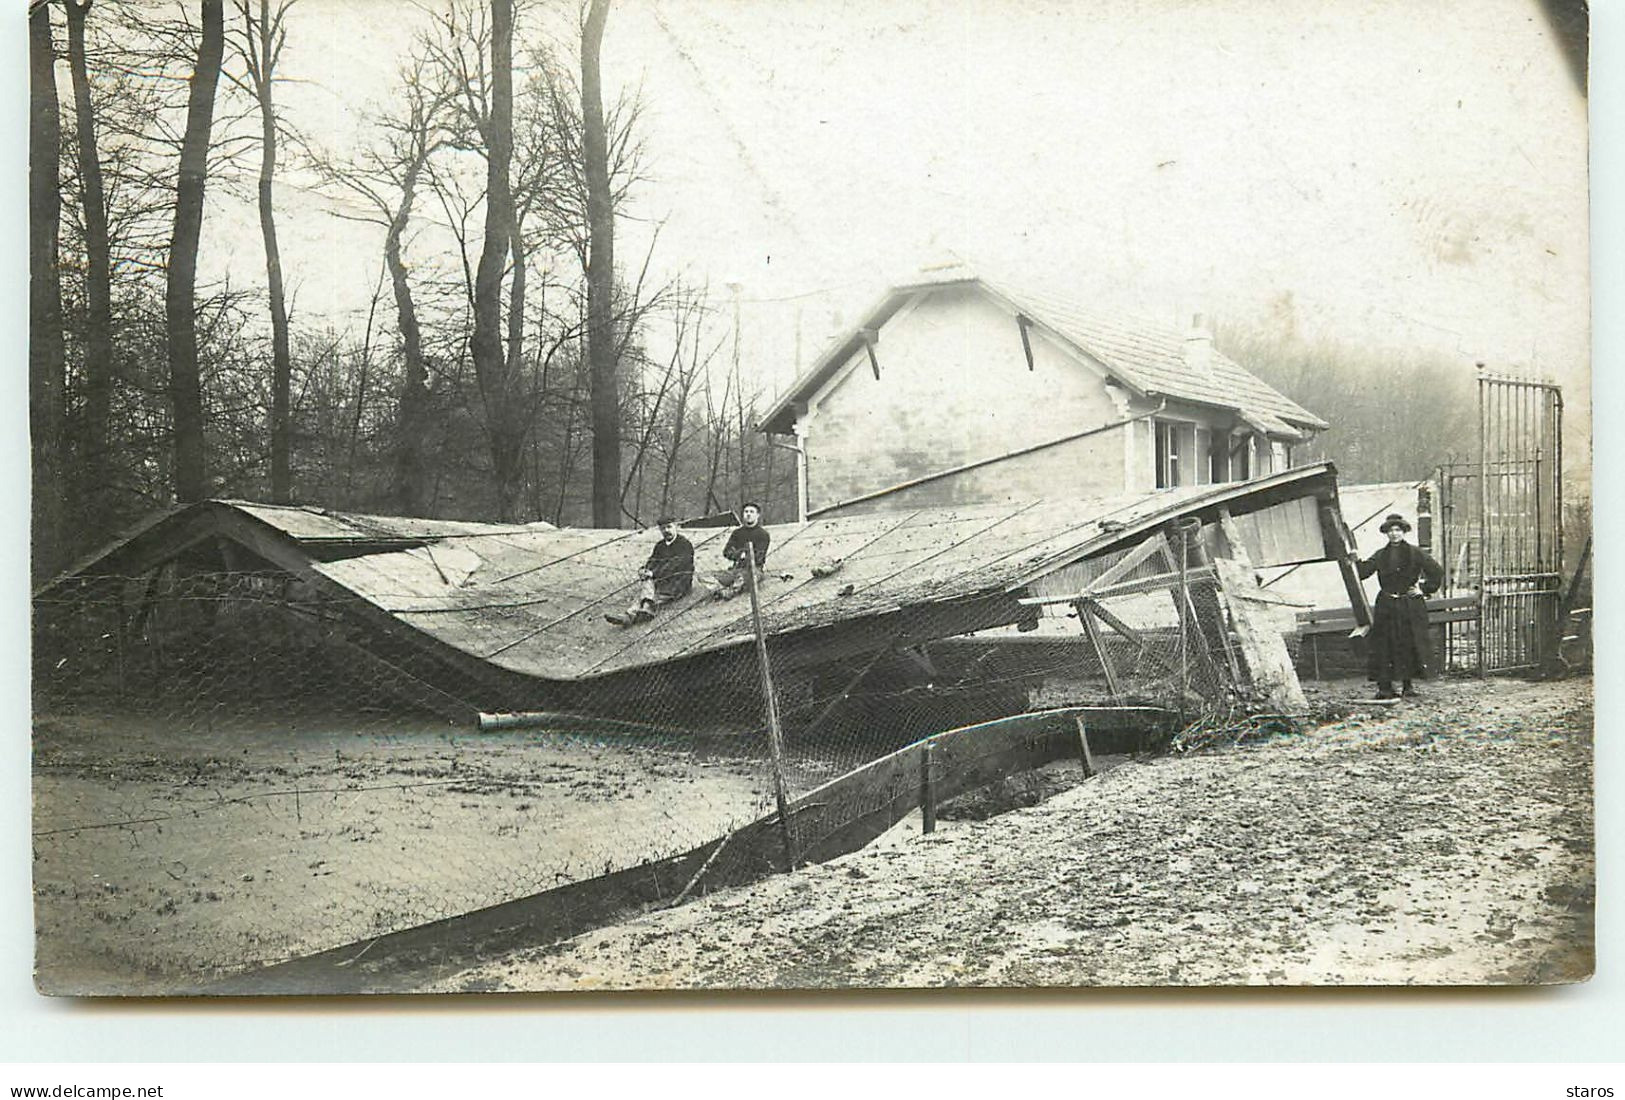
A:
[758, 263, 1328, 520]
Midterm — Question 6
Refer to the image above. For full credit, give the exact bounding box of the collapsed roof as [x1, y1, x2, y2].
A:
[37, 464, 1349, 714]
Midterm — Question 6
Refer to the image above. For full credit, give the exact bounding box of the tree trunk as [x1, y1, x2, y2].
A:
[249, 0, 293, 503]
[65, 0, 114, 527]
[30, 0, 67, 578]
[582, 0, 619, 527]
[470, 0, 519, 520]
[499, 219, 528, 515]
[166, 0, 224, 504]
[386, 162, 431, 516]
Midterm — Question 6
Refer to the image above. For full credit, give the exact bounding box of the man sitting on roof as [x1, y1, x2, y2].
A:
[606, 517, 694, 626]
[697, 502, 771, 601]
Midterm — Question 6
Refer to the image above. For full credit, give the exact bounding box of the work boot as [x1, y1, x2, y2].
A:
[630, 604, 656, 624]
[1375, 682, 1397, 700]
[604, 612, 630, 626]
[1401, 681, 1419, 698]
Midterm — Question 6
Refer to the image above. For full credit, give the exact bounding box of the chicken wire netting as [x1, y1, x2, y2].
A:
[33, 546, 1247, 987]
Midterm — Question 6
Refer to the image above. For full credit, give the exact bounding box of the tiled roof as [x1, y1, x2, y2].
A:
[994, 282, 1327, 432]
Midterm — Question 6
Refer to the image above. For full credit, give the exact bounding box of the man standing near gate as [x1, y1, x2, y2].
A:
[1357, 513, 1445, 699]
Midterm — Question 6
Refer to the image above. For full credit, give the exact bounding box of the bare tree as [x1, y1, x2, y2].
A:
[418, 0, 529, 519]
[166, 0, 225, 503]
[63, 0, 115, 526]
[30, 0, 67, 576]
[315, 53, 455, 516]
[228, 0, 295, 501]
[658, 288, 718, 516]
[471, 0, 522, 519]
[581, 0, 617, 526]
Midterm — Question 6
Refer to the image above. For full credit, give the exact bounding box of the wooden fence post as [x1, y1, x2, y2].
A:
[920, 741, 937, 834]
[745, 553, 798, 870]
[1075, 713, 1097, 778]
[1176, 519, 1198, 702]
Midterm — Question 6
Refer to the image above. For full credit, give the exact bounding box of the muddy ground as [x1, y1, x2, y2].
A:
[431, 675, 1595, 991]
[31, 713, 782, 994]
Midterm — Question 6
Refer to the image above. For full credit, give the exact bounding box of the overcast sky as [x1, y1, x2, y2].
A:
[191, 0, 1590, 443]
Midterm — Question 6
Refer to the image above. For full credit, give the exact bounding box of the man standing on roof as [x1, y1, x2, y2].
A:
[698, 502, 771, 601]
[606, 517, 694, 626]
[1357, 512, 1444, 699]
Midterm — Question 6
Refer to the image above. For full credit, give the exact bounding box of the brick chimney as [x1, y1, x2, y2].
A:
[1183, 312, 1213, 374]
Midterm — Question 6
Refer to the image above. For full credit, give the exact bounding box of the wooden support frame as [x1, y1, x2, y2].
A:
[1083, 535, 1174, 593]
[1077, 598, 1180, 676]
[1074, 598, 1122, 700]
[1202, 511, 1247, 685]
[1316, 499, 1373, 630]
[1020, 566, 1219, 606]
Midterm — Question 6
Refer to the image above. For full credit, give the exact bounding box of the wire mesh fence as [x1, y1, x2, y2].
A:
[33, 529, 1253, 988]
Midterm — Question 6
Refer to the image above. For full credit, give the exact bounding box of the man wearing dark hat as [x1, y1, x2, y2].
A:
[1357, 513, 1444, 698]
[606, 517, 694, 626]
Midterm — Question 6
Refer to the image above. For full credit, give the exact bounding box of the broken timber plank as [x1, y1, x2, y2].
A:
[1213, 555, 1308, 711]
[1316, 500, 1373, 633]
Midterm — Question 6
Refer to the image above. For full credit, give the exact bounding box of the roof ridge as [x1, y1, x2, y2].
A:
[760, 265, 1327, 435]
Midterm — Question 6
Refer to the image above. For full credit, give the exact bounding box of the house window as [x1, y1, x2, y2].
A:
[1231, 434, 1251, 481]
[1154, 420, 1184, 488]
[1209, 432, 1229, 484]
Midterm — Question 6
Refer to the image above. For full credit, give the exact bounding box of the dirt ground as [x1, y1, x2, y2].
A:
[430, 675, 1595, 991]
[32, 713, 777, 994]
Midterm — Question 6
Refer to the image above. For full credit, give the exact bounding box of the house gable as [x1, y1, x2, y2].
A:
[799, 282, 1149, 515]
[763, 267, 1328, 517]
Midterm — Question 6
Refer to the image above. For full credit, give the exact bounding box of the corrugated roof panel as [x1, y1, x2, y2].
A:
[228, 501, 547, 542]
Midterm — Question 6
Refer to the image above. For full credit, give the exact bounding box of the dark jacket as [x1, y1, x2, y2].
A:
[1357, 540, 1444, 680]
[723, 524, 770, 569]
[645, 534, 695, 601]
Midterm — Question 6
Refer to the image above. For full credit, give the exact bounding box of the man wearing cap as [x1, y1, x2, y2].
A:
[606, 517, 694, 626]
[1357, 513, 1444, 699]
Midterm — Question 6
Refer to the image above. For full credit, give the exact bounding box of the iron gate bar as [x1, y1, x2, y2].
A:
[1454, 373, 1563, 675]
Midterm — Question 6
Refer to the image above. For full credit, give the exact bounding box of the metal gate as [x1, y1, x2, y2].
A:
[1435, 374, 1564, 674]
